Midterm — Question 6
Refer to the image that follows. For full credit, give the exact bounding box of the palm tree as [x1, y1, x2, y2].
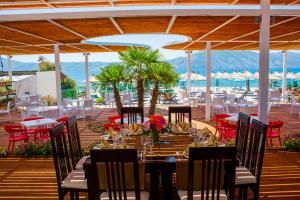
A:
[147, 62, 179, 115]
[119, 47, 162, 108]
[95, 63, 129, 114]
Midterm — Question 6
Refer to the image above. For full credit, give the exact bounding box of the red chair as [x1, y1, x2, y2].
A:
[220, 120, 236, 140]
[214, 114, 230, 136]
[35, 126, 50, 142]
[104, 123, 120, 132]
[56, 116, 69, 134]
[267, 121, 284, 147]
[4, 124, 29, 152]
[109, 115, 121, 123]
[23, 117, 43, 143]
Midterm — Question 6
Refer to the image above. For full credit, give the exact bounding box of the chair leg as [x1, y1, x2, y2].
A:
[11, 142, 14, 152]
[8, 141, 11, 152]
[253, 186, 259, 200]
[243, 187, 248, 200]
[270, 138, 273, 147]
[279, 137, 282, 147]
[75, 192, 80, 200]
[70, 191, 75, 200]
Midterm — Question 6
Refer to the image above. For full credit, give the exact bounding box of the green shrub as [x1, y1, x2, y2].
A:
[283, 133, 300, 152]
[95, 96, 104, 104]
[15, 141, 52, 157]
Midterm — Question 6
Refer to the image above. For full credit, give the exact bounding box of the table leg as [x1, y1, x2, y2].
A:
[150, 171, 160, 200]
[161, 169, 173, 200]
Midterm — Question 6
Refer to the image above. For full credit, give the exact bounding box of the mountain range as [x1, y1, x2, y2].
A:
[1, 51, 300, 84]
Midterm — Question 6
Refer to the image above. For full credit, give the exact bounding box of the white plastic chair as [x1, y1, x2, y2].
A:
[122, 93, 132, 107]
[290, 95, 300, 115]
[211, 97, 225, 116]
[269, 90, 281, 106]
[81, 99, 94, 118]
[180, 91, 190, 105]
[0, 101, 11, 120]
[47, 108, 61, 119]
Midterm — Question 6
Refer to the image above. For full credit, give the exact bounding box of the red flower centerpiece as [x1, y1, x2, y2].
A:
[143, 116, 167, 144]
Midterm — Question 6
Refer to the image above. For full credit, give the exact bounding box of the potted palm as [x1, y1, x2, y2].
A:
[119, 47, 162, 109]
[95, 63, 129, 115]
[147, 62, 179, 115]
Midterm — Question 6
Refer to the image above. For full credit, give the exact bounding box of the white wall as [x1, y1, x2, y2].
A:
[13, 75, 37, 98]
[36, 71, 57, 100]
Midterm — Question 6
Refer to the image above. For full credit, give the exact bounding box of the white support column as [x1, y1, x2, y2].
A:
[258, 0, 270, 123]
[7, 55, 12, 81]
[186, 50, 191, 93]
[84, 52, 91, 99]
[205, 42, 212, 121]
[282, 50, 287, 98]
[54, 44, 62, 107]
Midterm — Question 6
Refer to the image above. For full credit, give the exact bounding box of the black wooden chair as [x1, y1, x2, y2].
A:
[168, 106, 192, 124]
[120, 107, 144, 125]
[49, 123, 87, 200]
[235, 119, 268, 200]
[235, 112, 251, 166]
[88, 149, 149, 200]
[66, 116, 89, 170]
[177, 147, 237, 200]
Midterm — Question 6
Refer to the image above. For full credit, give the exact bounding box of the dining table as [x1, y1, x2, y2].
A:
[83, 122, 226, 200]
[20, 118, 58, 128]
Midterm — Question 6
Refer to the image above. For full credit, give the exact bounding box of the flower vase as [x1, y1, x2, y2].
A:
[152, 130, 160, 144]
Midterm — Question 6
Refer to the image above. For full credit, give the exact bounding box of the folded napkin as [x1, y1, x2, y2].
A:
[208, 134, 218, 146]
[107, 127, 118, 138]
[201, 127, 212, 137]
[172, 122, 190, 133]
[99, 137, 111, 149]
[128, 123, 143, 135]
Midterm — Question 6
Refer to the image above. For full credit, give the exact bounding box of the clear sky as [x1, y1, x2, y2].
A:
[12, 34, 190, 63]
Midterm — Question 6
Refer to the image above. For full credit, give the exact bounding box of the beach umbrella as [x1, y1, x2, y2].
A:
[89, 75, 98, 82]
[269, 73, 281, 80]
[241, 71, 253, 79]
[251, 72, 259, 79]
[214, 71, 225, 79]
[294, 72, 300, 80]
[271, 71, 282, 80]
[287, 72, 296, 79]
[231, 71, 245, 80]
[179, 73, 206, 81]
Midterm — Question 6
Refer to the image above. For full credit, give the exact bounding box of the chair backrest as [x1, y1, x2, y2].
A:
[24, 116, 43, 121]
[270, 90, 280, 98]
[213, 97, 224, 105]
[89, 149, 141, 200]
[4, 124, 27, 139]
[49, 123, 71, 189]
[56, 116, 69, 125]
[235, 112, 250, 166]
[187, 147, 236, 200]
[291, 95, 297, 104]
[29, 95, 37, 101]
[6, 101, 11, 110]
[120, 107, 144, 125]
[38, 110, 49, 118]
[168, 106, 192, 124]
[245, 119, 267, 184]
[47, 108, 60, 119]
[63, 98, 71, 103]
[239, 106, 257, 115]
[267, 121, 283, 136]
[66, 116, 82, 169]
[200, 92, 206, 99]
[181, 91, 189, 99]
[83, 99, 93, 109]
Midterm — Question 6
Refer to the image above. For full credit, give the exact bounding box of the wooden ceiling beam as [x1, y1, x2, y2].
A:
[231, 0, 240, 5]
[165, 15, 177, 34]
[40, 0, 56, 8]
[0, 38, 54, 52]
[182, 15, 239, 50]
[109, 17, 124, 35]
[0, 24, 87, 52]
[2, 46, 41, 54]
[212, 16, 299, 48]
[171, 0, 176, 5]
[289, 0, 300, 5]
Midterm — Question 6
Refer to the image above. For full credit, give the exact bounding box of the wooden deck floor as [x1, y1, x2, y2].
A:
[0, 104, 300, 199]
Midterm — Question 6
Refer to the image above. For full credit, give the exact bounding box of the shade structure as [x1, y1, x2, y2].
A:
[179, 73, 206, 81]
[1, 13, 300, 55]
[0, 0, 299, 10]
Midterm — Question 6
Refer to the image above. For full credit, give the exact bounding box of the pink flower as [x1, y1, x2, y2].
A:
[143, 120, 151, 131]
